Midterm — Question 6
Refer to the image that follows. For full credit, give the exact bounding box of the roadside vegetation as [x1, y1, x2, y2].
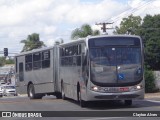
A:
[0, 57, 14, 67]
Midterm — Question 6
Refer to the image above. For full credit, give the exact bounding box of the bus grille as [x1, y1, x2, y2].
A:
[95, 94, 139, 99]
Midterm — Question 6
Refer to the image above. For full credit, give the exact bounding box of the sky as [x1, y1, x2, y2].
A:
[0, 0, 160, 56]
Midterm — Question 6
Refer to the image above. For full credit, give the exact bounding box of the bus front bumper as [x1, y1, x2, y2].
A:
[85, 89, 144, 101]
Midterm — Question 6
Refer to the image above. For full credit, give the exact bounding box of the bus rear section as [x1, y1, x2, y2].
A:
[15, 46, 61, 99]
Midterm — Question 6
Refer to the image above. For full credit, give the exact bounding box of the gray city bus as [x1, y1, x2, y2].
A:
[15, 35, 144, 107]
[59, 35, 144, 107]
[15, 46, 61, 99]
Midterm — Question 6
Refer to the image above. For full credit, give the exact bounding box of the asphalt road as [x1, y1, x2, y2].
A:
[0, 95, 160, 120]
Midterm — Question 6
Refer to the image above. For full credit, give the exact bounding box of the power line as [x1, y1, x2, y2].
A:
[106, 0, 155, 24]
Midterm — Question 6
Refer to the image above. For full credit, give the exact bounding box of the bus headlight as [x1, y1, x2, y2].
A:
[136, 85, 142, 90]
[91, 86, 99, 91]
[131, 84, 143, 91]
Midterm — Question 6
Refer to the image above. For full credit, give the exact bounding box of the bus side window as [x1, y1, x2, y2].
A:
[33, 52, 42, 70]
[19, 62, 24, 82]
[42, 50, 50, 68]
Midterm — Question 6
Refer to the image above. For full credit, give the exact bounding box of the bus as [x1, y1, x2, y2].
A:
[15, 35, 144, 107]
[59, 35, 144, 107]
[15, 46, 62, 99]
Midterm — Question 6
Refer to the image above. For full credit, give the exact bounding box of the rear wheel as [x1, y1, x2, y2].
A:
[125, 100, 132, 106]
[28, 84, 43, 99]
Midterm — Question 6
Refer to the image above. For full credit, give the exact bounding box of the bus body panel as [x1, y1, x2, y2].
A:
[15, 47, 58, 96]
[25, 68, 54, 94]
[16, 55, 26, 94]
[59, 41, 85, 100]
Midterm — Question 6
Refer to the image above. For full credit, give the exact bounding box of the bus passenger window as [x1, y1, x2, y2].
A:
[19, 62, 24, 81]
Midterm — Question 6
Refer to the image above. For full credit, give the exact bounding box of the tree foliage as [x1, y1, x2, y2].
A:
[140, 14, 160, 70]
[20, 33, 46, 52]
[71, 24, 100, 40]
[0, 57, 15, 67]
[115, 14, 142, 35]
[145, 68, 157, 93]
[5, 58, 15, 64]
[0, 57, 6, 67]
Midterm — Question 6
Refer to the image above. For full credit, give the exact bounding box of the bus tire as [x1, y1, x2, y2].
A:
[61, 83, 66, 100]
[28, 84, 42, 99]
[56, 92, 62, 99]
[125, 100, 132, 106]
[78, 90, 86, 107]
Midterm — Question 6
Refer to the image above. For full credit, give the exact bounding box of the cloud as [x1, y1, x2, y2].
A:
[128, 0, 145, 8]
[0, 0, 160, 55]
[65, 0, 128, 24]
[45, 38, 55, 46]
[43, 26, 57, 35]
[0, 0, 129, 26]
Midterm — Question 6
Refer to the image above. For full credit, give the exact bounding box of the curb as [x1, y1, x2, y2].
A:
[145, 92, 160, 99]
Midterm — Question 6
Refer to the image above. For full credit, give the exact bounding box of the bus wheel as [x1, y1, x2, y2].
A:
[61, 83, 66, 100]
[125, 100, 132, 106]
[56, 93, 62, 99]
[28, 84, 42, 99]
[78, 90, 86, 107]
[28, 84, 35, 99]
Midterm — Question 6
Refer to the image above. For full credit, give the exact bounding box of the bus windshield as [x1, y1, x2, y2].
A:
[89, 37, 143, 86]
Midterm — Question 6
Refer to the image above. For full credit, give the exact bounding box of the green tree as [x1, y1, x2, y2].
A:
[115, 14, 142, 35]
[71, 24, 100, 40]
[20, 33, 46, 52]
[0, 57, 6, 67]
[140, 14, 160, 70]
[144, 68, 157, 93]
[5, 58, 15, 64]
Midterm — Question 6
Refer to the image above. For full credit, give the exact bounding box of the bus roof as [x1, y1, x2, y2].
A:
[60, 34, 141, 46]
[15, 46, 54, 57]
[86, 34, 141, 39]
[59, 38, 86, 46]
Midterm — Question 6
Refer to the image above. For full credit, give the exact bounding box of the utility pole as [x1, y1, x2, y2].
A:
[95, 22, 114, 33]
